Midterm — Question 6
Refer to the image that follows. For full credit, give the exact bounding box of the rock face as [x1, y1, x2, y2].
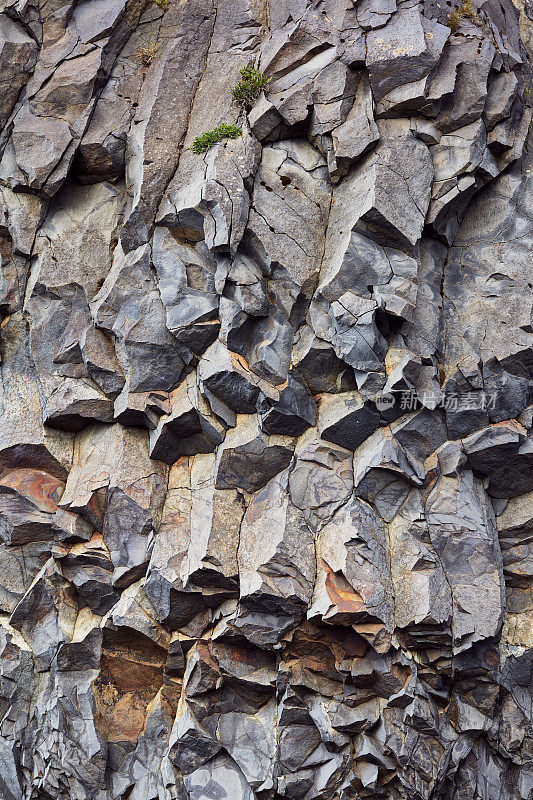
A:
[0, 0, 532, 798]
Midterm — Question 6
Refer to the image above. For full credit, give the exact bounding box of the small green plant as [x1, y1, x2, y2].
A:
[447, 7, 461, 31]
[154, 0, 169, 6]
[135, 40, 159, 67]
[231, 66, 271, 105]
[447, 0, 482, 32]
[191, 123, 243, 154]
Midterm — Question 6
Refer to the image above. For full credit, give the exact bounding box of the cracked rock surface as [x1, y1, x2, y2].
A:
[0, 0, 532, 798]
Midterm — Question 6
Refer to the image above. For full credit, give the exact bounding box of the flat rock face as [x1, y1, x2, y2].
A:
[0, 0, 532, 798]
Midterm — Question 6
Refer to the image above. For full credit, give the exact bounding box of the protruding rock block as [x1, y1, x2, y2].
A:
[310, 497, 394, 631]
[318, 393, 381, 451]
[235, 469, 315, 647]
[149, 372, 228, 465]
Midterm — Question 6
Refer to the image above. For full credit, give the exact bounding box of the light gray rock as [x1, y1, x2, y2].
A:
[366, 7, 448, 101]
[245, 140, 331, 301]
[235, 468, 315, 647]
[0, 0, 531, 797]
[425, 469, 505, 651]
[184, 752, 256, 800]
[10, 559, 77, 670]
[94, 243, 191, 396]
[321, 119, 433, 257]
[0, 13, 38, 130]
[309, 496, 394, 630]
[30, 180, 126, 301]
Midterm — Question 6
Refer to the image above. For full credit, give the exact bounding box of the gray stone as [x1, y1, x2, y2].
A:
[309, 497, 394, 630]
[0, 0, 531, 797]
[235, 468, 315, 647]
[318, 392, 382, 451]
[149, 372, 228, 465]
[366, 7, 448, 101]
[258, 375, 317, 436]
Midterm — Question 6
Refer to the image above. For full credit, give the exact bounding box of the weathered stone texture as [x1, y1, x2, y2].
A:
[0, 0, 532, 797]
